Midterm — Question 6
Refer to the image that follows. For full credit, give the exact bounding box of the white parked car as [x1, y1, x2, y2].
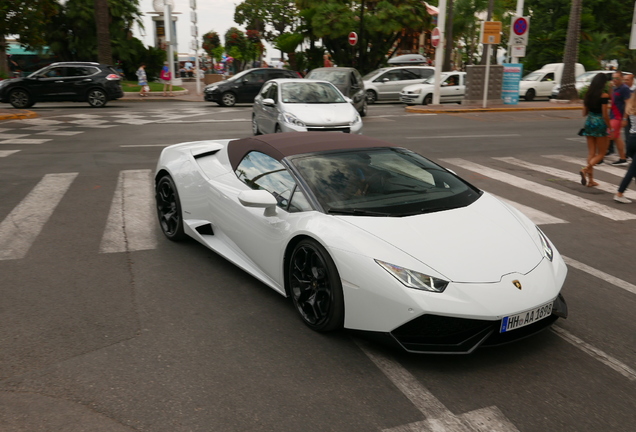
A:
[252, 79, 362, 135]
[399, 72, 466, 105]
[154, 133, 568, 353]
[519, 63, 585, 101]
[550, 71, 615, 99]
[363, 66, 434, 103]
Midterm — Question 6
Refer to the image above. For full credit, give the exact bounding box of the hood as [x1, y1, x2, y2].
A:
[283, 103, 357, 125]
[401, 83, 432, 93]
[339, 194, 543, 283]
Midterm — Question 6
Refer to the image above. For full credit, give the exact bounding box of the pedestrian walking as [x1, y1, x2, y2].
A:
[608, 71, 631, 165]
[614, 91, 636, 203]
[160, 62, 174, 97]
[580, 73, 610, 187]
[136, 63, 149, 97]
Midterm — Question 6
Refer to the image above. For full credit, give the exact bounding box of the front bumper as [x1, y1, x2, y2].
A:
[279, 121, 363, 134]
[204, 89, 220, 102]
[400, 93, 422, 104]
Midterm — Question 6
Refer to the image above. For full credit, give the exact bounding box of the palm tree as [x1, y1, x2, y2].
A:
[94, 0, 113, 65]
[557, 0, 582, 100]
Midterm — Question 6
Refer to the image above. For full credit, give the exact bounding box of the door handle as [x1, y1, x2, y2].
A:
[54, 80, 64, 83]
[83, 78, 92, 82]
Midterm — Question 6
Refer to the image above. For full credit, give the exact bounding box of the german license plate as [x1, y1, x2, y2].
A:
[500, 300, 554, 333]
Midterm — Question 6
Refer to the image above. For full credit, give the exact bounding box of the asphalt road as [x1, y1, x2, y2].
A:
[1, 101, 634, 432]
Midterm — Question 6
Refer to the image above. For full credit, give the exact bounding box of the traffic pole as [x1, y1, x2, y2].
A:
[433, 0, 447, 105]
[511, 0, 525, 63]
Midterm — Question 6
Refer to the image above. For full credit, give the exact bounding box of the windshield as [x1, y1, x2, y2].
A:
[291, 148, 481, 216]
[577, 72, 600, 83]
[281, 82, 346, 104]
[225, 69, 252, 82]
[306, 70, 348, 86]
[522, 72, 543, 81]
[362, 68, 387, 81]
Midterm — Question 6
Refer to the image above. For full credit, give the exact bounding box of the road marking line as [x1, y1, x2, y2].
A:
[0, 173, 78, 260]
[0, 133, 29, 139]
[493, 157, 636, 200]
[407, 134, 521, 139]
[356, 340, 520, 432]
[120, 144, 173, 148]
[0, 138, 53, 145]
[441, 158, 636, 221]
[562, 256, 636, 296]
[0, 150, 20, 157]
[99, 170, 158, 253]
[492, 194, 567, 225]
[35, 130, 84, 136]
[552, 326, 636, 382]
[543, 155, 629, 177]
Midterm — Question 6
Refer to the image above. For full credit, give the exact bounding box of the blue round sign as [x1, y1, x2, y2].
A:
[513, 17, 528, 36]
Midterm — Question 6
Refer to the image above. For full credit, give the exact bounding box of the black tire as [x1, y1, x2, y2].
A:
[366, 90, 377, 104]
[252, 114, 261, 135]
[87, 88, 108, 107]
[423, 94, 433, 105]
[359, 100, 367, 117]
[155, 175, 186, 241]
[9, 89, 33, 109]
[288, 239, 344, 332]
[220, 91, 236, 107]
[275, 124, 282, 133]
[524, 88, 535, 101]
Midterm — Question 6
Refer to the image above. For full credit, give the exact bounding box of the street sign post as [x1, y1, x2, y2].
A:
[348, 32, 358, 46]
[480, 21, 502, 108]
[510, 15, 530, 63]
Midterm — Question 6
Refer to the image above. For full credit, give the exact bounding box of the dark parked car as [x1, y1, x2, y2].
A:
[304, 67, 367, 116]
[0, 62, 124, 108]
[203, 68, 301, 107]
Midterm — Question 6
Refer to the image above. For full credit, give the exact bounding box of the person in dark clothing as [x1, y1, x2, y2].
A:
[580, 73, 610, 187]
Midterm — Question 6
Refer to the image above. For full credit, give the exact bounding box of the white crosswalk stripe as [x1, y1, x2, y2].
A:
[99, 169, 158, 253]
[542, 154, 630, 177]
[0, 150, 20, 157]
[0, 173, 78, 260]
[441, 158, 636, 221]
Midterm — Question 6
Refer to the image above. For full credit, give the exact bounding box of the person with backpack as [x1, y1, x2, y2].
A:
[161, 62, 174, 97]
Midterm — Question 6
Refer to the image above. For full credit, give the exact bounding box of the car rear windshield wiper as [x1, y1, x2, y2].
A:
[327, 208, 393, 217]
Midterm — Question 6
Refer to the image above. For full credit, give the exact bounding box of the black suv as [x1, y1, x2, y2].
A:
[204, 68, 300, 107]
[0, 62, 124, 108]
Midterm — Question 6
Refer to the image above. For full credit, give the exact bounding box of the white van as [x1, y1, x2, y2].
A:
[519, 63, 585, 101]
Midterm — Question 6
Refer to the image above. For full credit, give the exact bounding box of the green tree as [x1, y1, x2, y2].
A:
[0, 0, 59, 75]
[234, 0, 298, 42]
[225, 27, 262, 72]
[202, 31, 225, 62]
[94, 0, 112, 65]
[557, 0, 582, 100]
[274, 33, 304, 70]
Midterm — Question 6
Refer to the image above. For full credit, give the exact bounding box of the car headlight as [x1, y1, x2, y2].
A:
[350, 113, 361, 126]
[376, 260, 449, 293]
[537, 228, 554, 261]
[410, 88, 422, 95]
[205, 85, 218, 92]
[281, 112, 306, 127]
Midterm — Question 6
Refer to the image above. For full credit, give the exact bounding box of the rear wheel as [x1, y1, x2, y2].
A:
[9, 89, 33, 109]
[366, 90, 377, 104]
[87, 88, 107, 107]
[220, 92, 236, 107]
[155, 175, 186, 241]
[288, 239, 344, 332]
[524, 88, 535, 101]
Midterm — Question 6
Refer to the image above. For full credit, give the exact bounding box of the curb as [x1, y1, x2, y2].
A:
[0, 110, 38, 120]
[405, 105, 582, 114]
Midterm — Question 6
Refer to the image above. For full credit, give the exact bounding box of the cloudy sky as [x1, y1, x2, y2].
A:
[133, 0, 277, 60]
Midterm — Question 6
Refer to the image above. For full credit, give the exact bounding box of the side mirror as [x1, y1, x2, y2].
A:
[262, 98, 276, 107]
[344, 97, 353, 104]
[238, 190, 278, 216]
[381, 77, 390, 83]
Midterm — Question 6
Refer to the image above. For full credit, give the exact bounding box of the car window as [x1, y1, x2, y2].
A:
[41, 67, 67, 78]
[353, 70, 363, 87]
[290, 148, 481, 216]
[269, 70, 292, 80]
[259, 82, 273, 97]
[363, 68, 386, 81]
[407, 68, 434, 79]
[68, 66, 97, 77]
[281, 82, 345, 104]
[377, 70, 402, 82]
[444, 75, 459, 86]
[245, 70, 268, 84]
[542, 73, 554, 82]
[235, 151, 307, 211]
[266, 83, 278, 101]
[400, 69, 421, 80]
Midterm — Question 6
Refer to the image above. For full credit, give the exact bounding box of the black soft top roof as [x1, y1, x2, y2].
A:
[227, 132, 396, 171]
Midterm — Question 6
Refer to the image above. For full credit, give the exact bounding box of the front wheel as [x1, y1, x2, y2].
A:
[220, 92, 236, 107]
[423, 94, 433, 105]
[366, 90, 377, 104]
[155, 175, 186, 241]
[87, 88, 108, 107]
[524, 89, 535, 101]
[9, 89, 33, 109]
[288, 239, 344, 332]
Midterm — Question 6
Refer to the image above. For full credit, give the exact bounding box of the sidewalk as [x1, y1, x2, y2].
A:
[405, 99, 582, 113]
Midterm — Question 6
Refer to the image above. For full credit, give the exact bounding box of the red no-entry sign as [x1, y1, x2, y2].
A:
[348, 32, 358, 46]
[431, 27, 441, 48]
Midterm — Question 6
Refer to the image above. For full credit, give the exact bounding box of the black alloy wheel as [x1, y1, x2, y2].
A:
[87, 88, 108, 107]
[423, 94, 433, 105]
[220, 91, 236, 107]
[156, 175, 186, 241]
[9, 89, 33, 109]
[525, 88, 536, 101]
[289, 239, 344, 332]
[366, 89, 377, 104]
